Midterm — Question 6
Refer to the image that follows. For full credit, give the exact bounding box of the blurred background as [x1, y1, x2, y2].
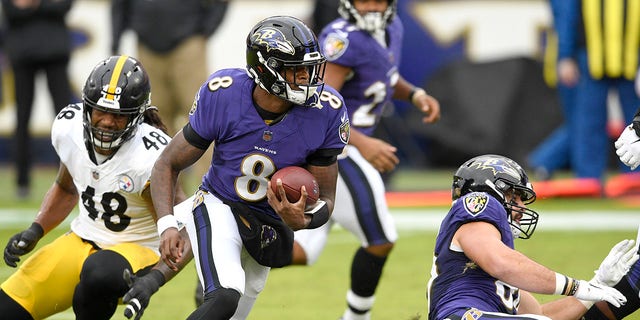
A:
[0, 0, 575, 170]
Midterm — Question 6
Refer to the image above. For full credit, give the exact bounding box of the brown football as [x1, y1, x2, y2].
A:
[270, 166, 319, 206]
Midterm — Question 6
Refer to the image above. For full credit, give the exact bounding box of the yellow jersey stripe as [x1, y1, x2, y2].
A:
[544, 30, 559, 87]
[583, 0, 640, 80]
[604, 0, 623, 77]
[583, 0, 604, 79]
[624, 0, 640, 79]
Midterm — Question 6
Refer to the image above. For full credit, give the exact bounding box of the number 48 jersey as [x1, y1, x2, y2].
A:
[51, 103, 171, 252]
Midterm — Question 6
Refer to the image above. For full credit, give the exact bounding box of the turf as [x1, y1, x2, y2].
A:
[0, 166, 639, 319]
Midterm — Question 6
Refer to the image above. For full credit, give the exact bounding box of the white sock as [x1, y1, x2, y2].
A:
[341, 290, 374, 320]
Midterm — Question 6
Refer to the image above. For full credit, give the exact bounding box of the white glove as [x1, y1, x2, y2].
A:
[592, 239, 639, 287]
[573, 280, 627, 308]
[615, 125, 640, 170]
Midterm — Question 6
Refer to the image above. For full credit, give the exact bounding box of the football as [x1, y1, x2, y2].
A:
[270, 166, 319, 206]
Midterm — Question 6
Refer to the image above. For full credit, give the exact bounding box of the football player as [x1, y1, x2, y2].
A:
[427, 154, 637, 320]
[290, 1, 440, 319]
[129, 15, 349, 319]
[615, 68, 640, 170]
[582, 226, 640, 320]
[0, 55, 187, 320]
[601, 67, 640, 320]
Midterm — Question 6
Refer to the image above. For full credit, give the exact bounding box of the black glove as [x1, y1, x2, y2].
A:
[123, 268, 165, 320]
[631, 113, 640, 136]
[4, 222, 44, 267]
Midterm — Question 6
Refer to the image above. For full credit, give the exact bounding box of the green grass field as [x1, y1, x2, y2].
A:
[0, 166, 639, 319]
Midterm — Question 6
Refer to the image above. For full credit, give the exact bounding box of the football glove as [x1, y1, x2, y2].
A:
[4, 222, 44, 267]
[123, 269, 165, 320]
[615, 124, 640, 170]
[592, 239, 639, 287]
[573, 280, 627, 308]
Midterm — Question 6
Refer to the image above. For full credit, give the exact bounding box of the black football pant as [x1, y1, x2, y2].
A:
[11, 56, 72, 189]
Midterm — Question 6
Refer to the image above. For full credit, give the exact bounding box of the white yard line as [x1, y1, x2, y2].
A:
[393, 210, 640, 231]
[1, 209, 638, 231]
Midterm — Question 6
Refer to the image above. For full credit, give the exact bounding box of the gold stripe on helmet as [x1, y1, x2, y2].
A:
[106, 55, 129, 103]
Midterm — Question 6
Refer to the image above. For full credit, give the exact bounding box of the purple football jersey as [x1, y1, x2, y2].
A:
[428, 192, 520, 320]
[188, 68, 349, 219]
[319, 17, 403, 136]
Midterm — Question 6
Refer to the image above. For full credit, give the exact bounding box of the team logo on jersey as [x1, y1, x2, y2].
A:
[262, 130, 273, 142]
[118, 175, 135, 193]
[462, 308, 484, 320]
[339, 112, 350, 144]
[463, 193, 488, 216]
[463, 261, 478, 273]
[92, 170, 100, 180]
[323, 33, 349, 61]
[252, 27, 295, 55]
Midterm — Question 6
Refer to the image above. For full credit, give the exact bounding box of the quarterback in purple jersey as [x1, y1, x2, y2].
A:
[291, 1, 440, 319]
[125, 15, 349, 320]
[427, 154, 636, 320]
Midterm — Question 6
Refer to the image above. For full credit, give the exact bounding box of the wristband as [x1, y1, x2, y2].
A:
[409, 87, 427, 105]
[156, 215, 178, 236]
[555, 273, 579, 296]
[305, 200, 330, 229]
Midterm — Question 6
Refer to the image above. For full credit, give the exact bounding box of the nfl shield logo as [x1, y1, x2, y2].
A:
[263, 130, 273, 142]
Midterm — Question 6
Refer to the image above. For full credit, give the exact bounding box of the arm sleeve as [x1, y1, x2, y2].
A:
[183, 123, 212, 150]
[556, 0, 579, 59]
[306, 148, 342, 166]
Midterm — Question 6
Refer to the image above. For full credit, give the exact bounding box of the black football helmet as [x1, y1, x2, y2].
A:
[246, 15, 326, 107]
[452, 154, 539, 239]
[82, 55, 150, 153]
[338, 0, 397, 33]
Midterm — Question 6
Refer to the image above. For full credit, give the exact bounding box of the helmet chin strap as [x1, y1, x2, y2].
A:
[510, 224, 522, 239]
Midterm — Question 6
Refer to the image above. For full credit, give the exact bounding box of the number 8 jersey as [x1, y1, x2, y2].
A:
[51, 103, 171, 252]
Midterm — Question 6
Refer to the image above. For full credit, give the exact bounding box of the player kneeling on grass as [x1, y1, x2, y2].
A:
[0, 55, 186, 320]
[427, 154, 638, 320]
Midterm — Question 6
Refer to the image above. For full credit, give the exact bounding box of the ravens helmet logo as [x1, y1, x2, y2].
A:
[251, 27, 295, 55]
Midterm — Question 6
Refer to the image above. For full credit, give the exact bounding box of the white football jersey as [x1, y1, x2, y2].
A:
[52, 103, 171, 252]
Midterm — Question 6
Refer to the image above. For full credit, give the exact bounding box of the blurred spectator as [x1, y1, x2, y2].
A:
[111, 0, 229, 136]
[1, 0, 74, 199]
[310, 0, 339, 35]
[111, 0, 229, 303]
[554, 0, 640, 197]
[527, 0, 577, 181]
